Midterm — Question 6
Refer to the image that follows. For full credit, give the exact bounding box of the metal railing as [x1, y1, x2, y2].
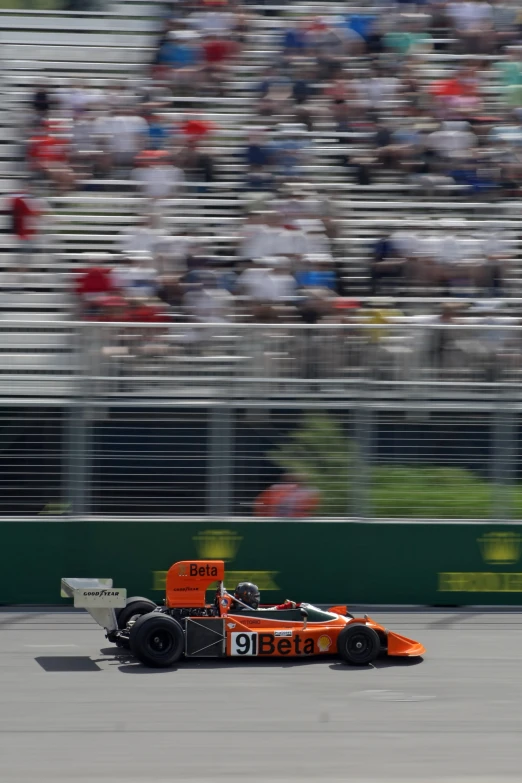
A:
[0, 319, 521, 521]
[1, 319, 521, 402]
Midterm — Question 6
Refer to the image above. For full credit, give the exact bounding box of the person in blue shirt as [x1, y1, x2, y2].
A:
[157, 31, 200, 70]
[295, 256, 338, 291]
[282, 24, 307, 55]
[147, 114, 169, 150]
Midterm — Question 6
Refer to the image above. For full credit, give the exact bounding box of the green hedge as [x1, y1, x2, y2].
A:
[272, 414, 510, 519]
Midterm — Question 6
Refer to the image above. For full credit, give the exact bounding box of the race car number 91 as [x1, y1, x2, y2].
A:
[231, 632, 257, 656]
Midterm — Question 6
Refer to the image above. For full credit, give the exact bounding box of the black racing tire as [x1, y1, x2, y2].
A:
[129, 614, 185, 668]
[337, 623, 381, 666]
[117, 597, 157, 630]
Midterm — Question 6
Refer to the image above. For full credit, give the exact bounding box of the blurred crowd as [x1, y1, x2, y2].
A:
[10, 0, 522, 317]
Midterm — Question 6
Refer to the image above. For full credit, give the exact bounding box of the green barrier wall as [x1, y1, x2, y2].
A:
[3, 521, 522, 606]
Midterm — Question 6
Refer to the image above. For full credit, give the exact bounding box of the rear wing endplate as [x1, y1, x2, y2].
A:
[61, 577, 127, 634]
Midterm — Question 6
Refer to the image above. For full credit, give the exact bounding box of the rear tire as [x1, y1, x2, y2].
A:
[117, 597, 157, 630]
[129, 614, 184, 668]
[337, 623, 380, 665]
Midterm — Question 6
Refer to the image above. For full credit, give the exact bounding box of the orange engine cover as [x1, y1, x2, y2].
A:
[166, 560, 225, 608]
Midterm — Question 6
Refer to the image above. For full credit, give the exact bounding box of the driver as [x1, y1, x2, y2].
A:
[233, 582, 260, 610]
[232, 582, 300, 611]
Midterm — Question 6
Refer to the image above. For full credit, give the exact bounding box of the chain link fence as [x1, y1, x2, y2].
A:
[0, 319, 521, 520]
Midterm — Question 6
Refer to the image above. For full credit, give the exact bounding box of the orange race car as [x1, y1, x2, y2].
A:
[61, 560, 425, 668]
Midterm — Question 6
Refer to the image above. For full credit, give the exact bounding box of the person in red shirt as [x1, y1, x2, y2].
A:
[202, 34, 238, 95]
[75, 253, 118, 317]
[10, 188, 40, 243]
[253, 473, 321, 518]
[27, 120, 76, 192]
[429, 66, 482, 118]
[8, 184, 43, 287]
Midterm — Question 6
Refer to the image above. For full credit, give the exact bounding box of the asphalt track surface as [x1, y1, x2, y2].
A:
[1, 609, 522, 783]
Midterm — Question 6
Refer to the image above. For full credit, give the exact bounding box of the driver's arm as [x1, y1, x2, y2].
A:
[274, 599, 301, 610]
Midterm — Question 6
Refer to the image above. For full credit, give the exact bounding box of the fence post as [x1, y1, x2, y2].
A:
[207, 404, 234, 518]
[64, 323, 92, 518]
[353, 399, 374, 520]
[64, 403, 91, 518]
[491, 387, 516, 523]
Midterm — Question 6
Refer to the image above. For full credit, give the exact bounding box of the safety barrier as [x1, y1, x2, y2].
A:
[3, 520, 522, 606]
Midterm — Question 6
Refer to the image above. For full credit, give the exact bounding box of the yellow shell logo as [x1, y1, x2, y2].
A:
[317, 635, 332, 653]
[193, 530, 243, 562]
[478, 532, 522, 565]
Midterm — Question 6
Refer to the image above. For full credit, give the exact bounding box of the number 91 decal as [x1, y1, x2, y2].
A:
[231, 632, 257, 656]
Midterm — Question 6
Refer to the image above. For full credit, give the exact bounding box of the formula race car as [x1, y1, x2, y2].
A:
[61, 560, 425, 668]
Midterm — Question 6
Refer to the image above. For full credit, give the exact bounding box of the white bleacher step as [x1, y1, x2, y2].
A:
[0, 353, 76, 370]
[0, 312, 70, 322]
[0, 332, 74, 349]
[0, 378, 76, 396]
[6, 58, 145, 73]
[0, 292, 71, 307]
[1, 45, 152, 64]
[0, 17, 160, 33]
[0, 31, 154, 48]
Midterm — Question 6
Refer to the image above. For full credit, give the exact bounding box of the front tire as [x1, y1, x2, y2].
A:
[129, 614, 184, 668]
[337, 623, 380, 665]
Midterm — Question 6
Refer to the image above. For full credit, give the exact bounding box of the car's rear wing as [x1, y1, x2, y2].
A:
[61, 577, 127, 634]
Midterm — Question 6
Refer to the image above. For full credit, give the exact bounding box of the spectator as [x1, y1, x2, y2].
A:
[27, 119, 77, 192]
[202, 34, 239, 96]
[156, 30, 202, 93]
[146, 112, 170, 150]
[281, 20, 308, 60]
[180, 140, 216, 187]
[446, 0, 494, 54]
[238, 256, 297, 303]
[383, 13, 433, 59]
[429, 302, 467, 374]
[188, 4, 237, 37]
[105, 107, 148, 172]
[304, 15, 347, 80]
[291, 62, 316, 105]
[71, 108, 108, 182]
[370, 233, 407, 294]
[32, 79, 55, 126]
[118, 215, 167, 258]
[132, 149, 185, 201]
[183, 271, 235, 323]
[7, 182, 44, 290]
[245, 128, 274, 191]
[429, 64, 483, 118]
[74, 253, 118, 317]
[112, 252, 159, 300]
[257, 71, 294, 118]
[269, 124, 308, 180]
[253, 473, 321, 517]
[495, 46, 522, 107]
[295, 254, 339, 292]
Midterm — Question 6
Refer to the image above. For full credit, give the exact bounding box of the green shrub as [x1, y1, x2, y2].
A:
[270, 413, 499, 518]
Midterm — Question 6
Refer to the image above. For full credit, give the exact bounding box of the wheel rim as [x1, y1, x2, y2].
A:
[146, 629, 174, 657]
[347, 632, 372, 660]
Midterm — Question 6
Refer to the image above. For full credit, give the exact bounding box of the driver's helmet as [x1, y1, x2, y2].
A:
[234, 582, 260, 610]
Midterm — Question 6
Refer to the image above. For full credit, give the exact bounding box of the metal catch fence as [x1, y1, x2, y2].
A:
[0, 319, 521, 520]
